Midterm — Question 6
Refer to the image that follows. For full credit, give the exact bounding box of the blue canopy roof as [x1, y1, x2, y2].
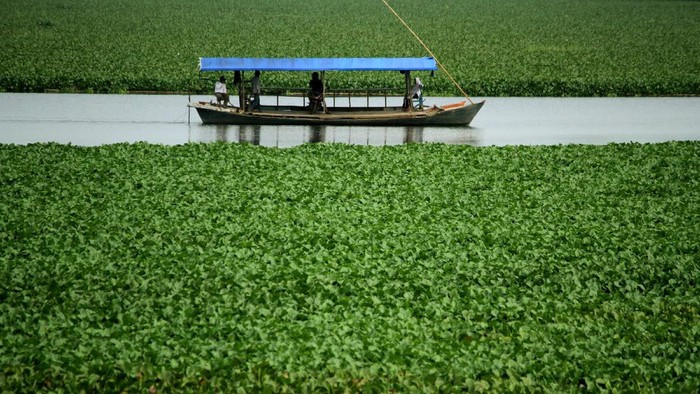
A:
[199, 57, 437, 72]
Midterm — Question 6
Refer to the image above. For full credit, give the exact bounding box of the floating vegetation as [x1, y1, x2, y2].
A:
[0, 0, 698, 95]
[1, 141, 699, 391]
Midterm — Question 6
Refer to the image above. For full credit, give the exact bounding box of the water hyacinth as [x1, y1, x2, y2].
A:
[1, 141, 699, 391]
[0, 0, 698, 96]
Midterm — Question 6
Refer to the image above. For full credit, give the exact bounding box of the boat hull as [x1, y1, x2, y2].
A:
[188, 100, 484, 127]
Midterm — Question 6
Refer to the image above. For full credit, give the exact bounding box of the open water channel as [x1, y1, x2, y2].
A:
[0, 93, 698, 147]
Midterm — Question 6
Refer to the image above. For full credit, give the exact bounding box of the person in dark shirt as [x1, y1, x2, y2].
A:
[233, 71, 244, 110]
[250, 70, 261, 111]
[308, 72, 325, 113]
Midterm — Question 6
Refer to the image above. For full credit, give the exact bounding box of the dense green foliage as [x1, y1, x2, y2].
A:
[0, 0, 698, 96]
[1, 142, 699, 391]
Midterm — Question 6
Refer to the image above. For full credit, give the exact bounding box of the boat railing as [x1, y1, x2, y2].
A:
[263, 87, 405, 109]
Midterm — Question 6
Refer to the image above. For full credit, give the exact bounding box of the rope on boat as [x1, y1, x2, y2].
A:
[381, 0, 474, 105]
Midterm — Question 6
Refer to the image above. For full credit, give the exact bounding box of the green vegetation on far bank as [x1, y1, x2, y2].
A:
[1, 142, 699, 391]
[0, 0, 699, 96]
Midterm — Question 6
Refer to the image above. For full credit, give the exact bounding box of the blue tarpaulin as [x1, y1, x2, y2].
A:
[199, 57, 437, 72]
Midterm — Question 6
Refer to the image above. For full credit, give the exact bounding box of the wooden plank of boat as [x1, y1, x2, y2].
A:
[190, 99, 483, 126]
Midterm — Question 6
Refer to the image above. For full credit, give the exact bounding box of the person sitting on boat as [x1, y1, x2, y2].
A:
[214, 76, 231, 107]
[410, 77, 424, 109]
[308, 72, 324, 113]
[250, 70, 262, 111]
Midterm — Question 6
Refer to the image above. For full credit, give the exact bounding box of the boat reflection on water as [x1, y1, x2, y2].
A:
[189, 124, 479, 147]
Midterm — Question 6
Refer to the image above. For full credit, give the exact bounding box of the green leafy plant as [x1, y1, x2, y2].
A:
[0, 0, 698, 95]
[1, 141, 699, 391]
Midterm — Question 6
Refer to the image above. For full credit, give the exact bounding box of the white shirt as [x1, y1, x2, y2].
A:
[410, 77, 423, 98]
[215, 81, 227, 94]
[251, 76, 261, 94]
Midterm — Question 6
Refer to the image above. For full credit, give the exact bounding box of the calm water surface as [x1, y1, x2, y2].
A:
[0, 93, 698, 147]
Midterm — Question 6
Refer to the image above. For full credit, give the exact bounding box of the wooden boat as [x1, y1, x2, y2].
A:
[188, 57, 484, 127]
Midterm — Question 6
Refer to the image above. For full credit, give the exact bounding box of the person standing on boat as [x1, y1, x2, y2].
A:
[308, 72, 324, 113]
[214, 76, 231, 107]
[233, 71, 244, 110]
[250, 70, 261, 111]
[410, 77, 424, 109]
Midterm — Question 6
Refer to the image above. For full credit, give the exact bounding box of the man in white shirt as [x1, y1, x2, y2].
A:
[214, 76, 231, 107]
[410, 77, 424, 109]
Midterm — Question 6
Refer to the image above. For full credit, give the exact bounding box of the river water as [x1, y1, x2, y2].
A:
[0, 93, 698, 147]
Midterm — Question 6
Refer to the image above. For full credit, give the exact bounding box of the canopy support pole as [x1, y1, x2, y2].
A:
[321, 71, 329, 114]
[404, 70, 413, 112]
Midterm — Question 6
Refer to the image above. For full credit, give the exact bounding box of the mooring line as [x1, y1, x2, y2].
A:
[381, 0, 474, 104]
